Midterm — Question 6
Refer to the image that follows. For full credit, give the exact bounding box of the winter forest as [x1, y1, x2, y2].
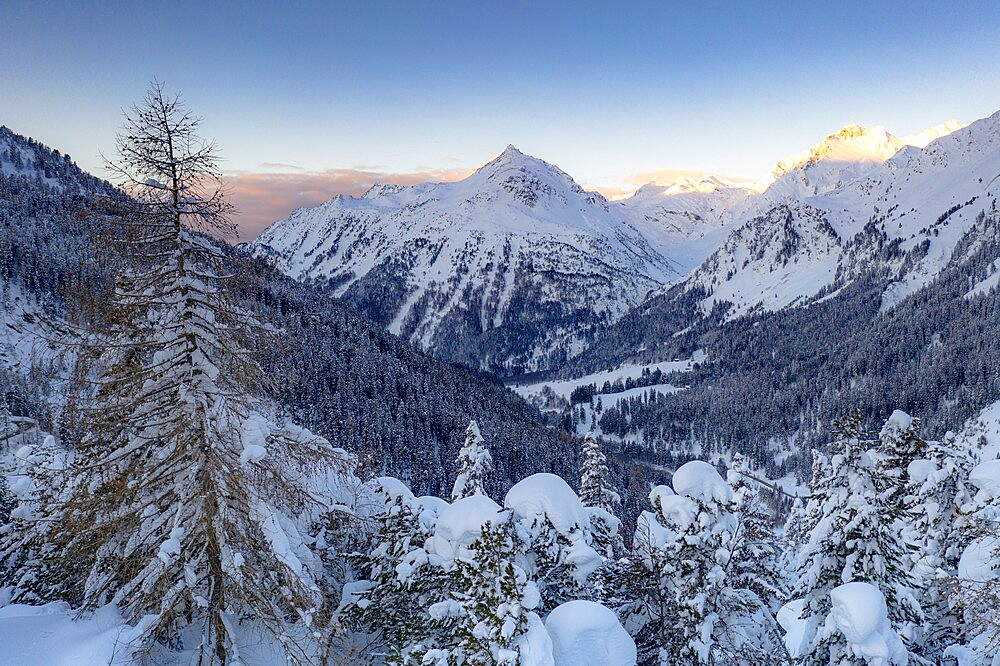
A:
[2, 18, 1000, 665]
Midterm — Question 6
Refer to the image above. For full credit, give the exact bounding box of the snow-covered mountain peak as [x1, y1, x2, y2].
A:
[251, 145, 678, 373]
[900, 119, 964, 148]
[768, 124, 901, 182]
[500, 143, 524, 159]
[463, 145, 588, 206]
[762, 119, 967, 195]
[758, 124, 917, 200]
[631, 174, 752, 198]
[363, 182, 407, 198]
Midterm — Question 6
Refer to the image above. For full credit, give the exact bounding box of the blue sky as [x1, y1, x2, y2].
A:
[2, 0, 999, 237]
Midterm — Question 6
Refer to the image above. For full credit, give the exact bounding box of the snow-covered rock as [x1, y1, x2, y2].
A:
[544, 600, 637, 666]
[828, 582, 907, 665]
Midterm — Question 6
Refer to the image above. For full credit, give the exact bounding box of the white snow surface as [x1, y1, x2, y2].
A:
[958, 536, 1000, 582]
[647, 485, 697, 532]
[239, 413, 270, 464]
[968, 459, 1000, 502]
[907, 458, 936, 484]
[504, 473, 590, 537]
[544, 600, 637, 666]
[882, 409, 913, 431]
[430, 493, 503, 560]
[828, 582, 907, 665]
[671, 460, 733, 503]
[515, 612, 557, 666]
[777, 599, 807, 658]
[0, 602, 155, 666]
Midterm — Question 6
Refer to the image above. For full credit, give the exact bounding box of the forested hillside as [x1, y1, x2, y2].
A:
[556, 209, 1000, 477]
[0, 124, 578, 498]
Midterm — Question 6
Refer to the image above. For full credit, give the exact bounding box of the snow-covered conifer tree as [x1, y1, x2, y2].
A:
[943, 453, 1000, 661]
[877, 410, 928, 512]
[342, 478, 447, 663]
[579, 433, 618, 510]
[451, 420, 493, 501]
[603, 511, 679, 665]
[443, 517, 546, 665]
[905, 432, 976, 659]
[2, 83, 350, 664]
[794, 412, 922, 665]
[578, 432, 623, 559]
[727, 453, 788, 617]
[505, 473, 603, 612]
[610, 461, 786, 665]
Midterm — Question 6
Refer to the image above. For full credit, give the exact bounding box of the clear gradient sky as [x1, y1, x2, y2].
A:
[3, 0, 999, 239]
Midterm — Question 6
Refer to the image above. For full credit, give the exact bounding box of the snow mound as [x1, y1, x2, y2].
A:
[907, 458, 936, 484]
[634, 510, 671, 550]
[828, 582, 907, 665]
[671, 460, 733, 503]
[431, 493, 503, 560]
[505, 473, 589, 536]
[515, 612, 556, 666]
[411, 494, 449, 531]
[958, 536, 1000, 582]
[239, 413, 270, 464]
[545, 600, 637, 666]
[376, 476, 414, 504]
[777, 599, 807, 658]
[882, 409, 913, 432]
[0, 602, 155, 666]
[648, 485, 698, 529]
[969, 459, 1000, 501]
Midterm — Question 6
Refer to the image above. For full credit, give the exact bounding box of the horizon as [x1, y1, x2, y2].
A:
[2, 0, 999, 240]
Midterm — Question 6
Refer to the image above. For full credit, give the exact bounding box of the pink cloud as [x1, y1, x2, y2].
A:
[225, 165, 473, 241]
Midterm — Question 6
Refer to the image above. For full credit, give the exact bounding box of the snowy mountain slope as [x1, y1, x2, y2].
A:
[612, 121, 965, 280]
[666, 113, 995, 321]
[616, 175, 758, 270]
[251, 146, 681, 374]
[525, 112, 1000, 475]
